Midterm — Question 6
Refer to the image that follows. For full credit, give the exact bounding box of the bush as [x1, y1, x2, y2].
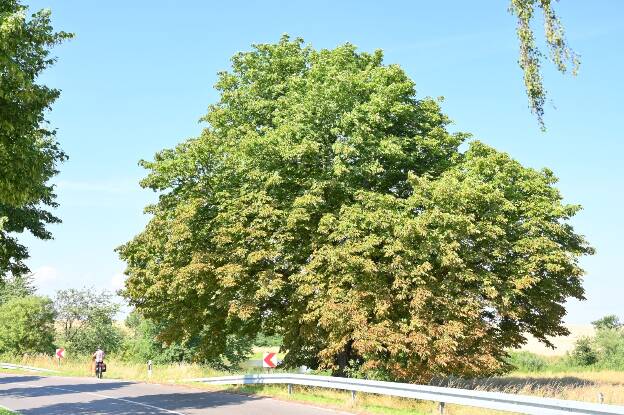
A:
[507, 351, 548, 372]
[593, 328, 624, 369]
[255, 333, 283, 347]
[0, 296, 56, 354]
[571, 336, 598, 366]
[567, 315, 624, 370]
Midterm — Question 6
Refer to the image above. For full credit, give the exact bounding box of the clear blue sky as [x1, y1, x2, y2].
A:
[21, 1, 623, 323]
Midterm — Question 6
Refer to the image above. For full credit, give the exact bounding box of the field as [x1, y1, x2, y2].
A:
[3, 353, 624, 415]
[520, 324, 595, 356]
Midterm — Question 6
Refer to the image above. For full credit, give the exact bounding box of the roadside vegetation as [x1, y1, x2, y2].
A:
[3, 314, 624, 414]
[0, 275, 281, 368]
[3, 355, 624, 415]
[508, 315, 624, 373]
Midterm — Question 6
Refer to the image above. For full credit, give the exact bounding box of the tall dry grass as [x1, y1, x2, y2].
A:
[4, 354, 225, 383]
[212, 370, 624, 415]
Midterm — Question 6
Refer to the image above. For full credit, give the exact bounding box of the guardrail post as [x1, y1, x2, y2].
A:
[351, 390, 356, 403]
[438, 401, 445, 414]
[287, 384, 293, 395]
[598, 392, 604, 404]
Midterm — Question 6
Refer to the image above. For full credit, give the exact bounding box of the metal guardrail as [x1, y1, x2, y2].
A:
[0, 362, 59, 373]
[186, 373, 624, 415]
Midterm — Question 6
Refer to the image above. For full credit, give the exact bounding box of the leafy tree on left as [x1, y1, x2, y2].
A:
[0, 1, 72, 279]
[0, 296, 56, 354]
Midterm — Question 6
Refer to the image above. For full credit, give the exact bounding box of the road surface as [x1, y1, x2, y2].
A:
[0, 374, 347, 414]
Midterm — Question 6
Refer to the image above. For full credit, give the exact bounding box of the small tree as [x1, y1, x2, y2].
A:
[570, 336, 597, 366]
[54, 288, 123, 354]
[0, 274, 35, 304]
[121, 311, 163, 362]
[0, 296, 56, 354]
[592, 315, 622, 331]
[570, 315, 624, 369]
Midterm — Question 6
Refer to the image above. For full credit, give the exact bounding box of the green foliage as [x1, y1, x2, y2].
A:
[54, 288, 123, 355]
[120, 311, 162, 362]
[592, 315, 622, 331]
[569, 336, 597, 366]
[255, 332, 283, 348]
[119, 36, 593, 382]
[592, 327, 624, 369]
[569, 315, 624, 369]
[508, 0, 579, 129]
[121, 310, 251, 369]
[507, 351, 548, 372]
[0, 1, 72, 279]
[0, 296, 55, 354]
[0, 273, 34, 304]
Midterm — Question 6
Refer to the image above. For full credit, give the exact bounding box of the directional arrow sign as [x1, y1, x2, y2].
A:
[55, 348, 65, 359]
[262, 352, 277, 368]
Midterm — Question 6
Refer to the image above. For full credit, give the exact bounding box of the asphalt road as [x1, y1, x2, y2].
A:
[0, 374, 346, 415]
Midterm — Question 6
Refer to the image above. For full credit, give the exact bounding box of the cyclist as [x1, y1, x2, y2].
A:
[93, 346, 105, 378]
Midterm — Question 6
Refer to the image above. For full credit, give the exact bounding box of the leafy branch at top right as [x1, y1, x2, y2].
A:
[509, 0, 580, 130]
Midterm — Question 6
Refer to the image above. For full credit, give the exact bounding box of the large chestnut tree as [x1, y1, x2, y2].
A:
[119, 36, 592, 381]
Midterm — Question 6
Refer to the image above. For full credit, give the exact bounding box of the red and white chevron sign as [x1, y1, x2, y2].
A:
[55, 348, 65, 359]
[262, 352, 277, 368]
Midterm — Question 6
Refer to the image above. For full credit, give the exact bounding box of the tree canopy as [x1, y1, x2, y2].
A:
[0, 273, 34, 304]
[119, 36, 593, 381]
[0, 0, 71, 279]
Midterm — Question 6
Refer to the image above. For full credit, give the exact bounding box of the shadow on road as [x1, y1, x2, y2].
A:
[0, 374, 270, 414]
[0, 376, 42, 385]
[0, 380, 133, 398]
[16, 390, 266, 415]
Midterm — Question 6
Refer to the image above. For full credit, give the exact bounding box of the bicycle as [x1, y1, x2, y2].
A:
[95, 361, 106, 379]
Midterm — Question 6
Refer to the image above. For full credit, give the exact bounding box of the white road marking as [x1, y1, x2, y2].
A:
[49, 386, 187, 415]
[1, 380, 185, 415]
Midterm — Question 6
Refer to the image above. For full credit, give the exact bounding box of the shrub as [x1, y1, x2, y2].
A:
[507, 351, 548, 372]
[570, 336, 597, 366]
[593, 328, 624, 370]
[0, 296, 56, 354]
[255, 333, 283, 347]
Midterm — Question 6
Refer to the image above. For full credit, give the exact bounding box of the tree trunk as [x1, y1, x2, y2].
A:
[333, 340, 353, 378]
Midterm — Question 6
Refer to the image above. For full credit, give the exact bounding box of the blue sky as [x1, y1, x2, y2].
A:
[21, 1, 623, 323]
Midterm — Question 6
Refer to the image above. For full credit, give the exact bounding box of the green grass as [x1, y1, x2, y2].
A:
[0, 407, 17, 414]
